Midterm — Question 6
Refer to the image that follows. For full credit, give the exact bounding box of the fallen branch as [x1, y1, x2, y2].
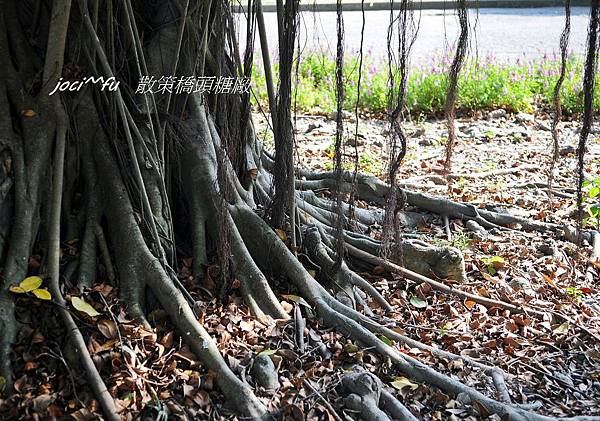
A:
[294, 168, 592, 243]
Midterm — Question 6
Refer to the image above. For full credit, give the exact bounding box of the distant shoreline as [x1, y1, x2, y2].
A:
[234, 1, 591, 13]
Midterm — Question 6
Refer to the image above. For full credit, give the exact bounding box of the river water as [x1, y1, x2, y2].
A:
[235, 7, 589, 62]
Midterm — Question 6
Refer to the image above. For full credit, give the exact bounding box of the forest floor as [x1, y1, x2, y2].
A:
[1, 111, 599, 420]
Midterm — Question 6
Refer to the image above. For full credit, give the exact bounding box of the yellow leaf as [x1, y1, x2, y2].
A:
[32, 289, 51, 300]
[20, 276, 43, 292]
[553, 322, 569, 334]
[9, 286, 26, 294]
[275, 229, 286, 241]
[21, 109, 37, 117]
[391, 377, 419, 391]
[71, 296, 101, 317]
[281, 294, 310, 308]
[464, 300, 476, 310]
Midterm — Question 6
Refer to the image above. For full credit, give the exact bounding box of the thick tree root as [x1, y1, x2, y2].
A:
[182, 99, 288, 321]
[341, 371, 418, 421]
[92, 120, 267, 418]
[303, 225, 392, 311]
[290, 188, 466, 284]
[0, 292, 15, 389]
[3, 1, 597, 420]
[0, 2, 59, 390]
[297, 193, 467, 282]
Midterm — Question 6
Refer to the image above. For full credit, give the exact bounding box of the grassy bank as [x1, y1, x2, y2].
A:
[251, 51, 595, 116]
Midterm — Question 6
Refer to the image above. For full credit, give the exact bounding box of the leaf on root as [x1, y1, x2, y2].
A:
[72, 296, 101, 317]
[32, 288, 51, 300]
[281, 294, 311, 308]
[20, 276, 43, 292]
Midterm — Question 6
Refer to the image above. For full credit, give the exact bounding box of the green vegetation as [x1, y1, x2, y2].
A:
[433, 231, 470, 252]
[251, 51, 595, 115]
[583, 175, 600, 229]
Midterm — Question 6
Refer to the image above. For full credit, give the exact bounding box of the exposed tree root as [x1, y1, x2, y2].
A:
[346, 244, 544, 319]
[303, 225, 392, 311]
[92, 120, 267, 418]
[182, 98, 288, 321]
[0, 1, 58, 388]
[229, 199, 595, 421]
[3, 80, 596, 418]
[341, 370, 419, 421]
[293, 168, 596, 244]
[226, 126, 600, 419]
[295, 190, 467, 282]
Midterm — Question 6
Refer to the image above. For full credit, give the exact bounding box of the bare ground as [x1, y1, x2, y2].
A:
[2, 111, 599, 420]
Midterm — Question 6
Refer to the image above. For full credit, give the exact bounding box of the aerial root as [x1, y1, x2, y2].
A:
[227, 213, 289, 320]
[0, 291, 16, 390]
[181, 101, 288, 320]
[491, 368, 512, 404]
[79, 124, 598, 421]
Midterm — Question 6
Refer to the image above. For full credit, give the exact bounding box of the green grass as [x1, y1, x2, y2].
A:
[251, 51, 595, 116]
